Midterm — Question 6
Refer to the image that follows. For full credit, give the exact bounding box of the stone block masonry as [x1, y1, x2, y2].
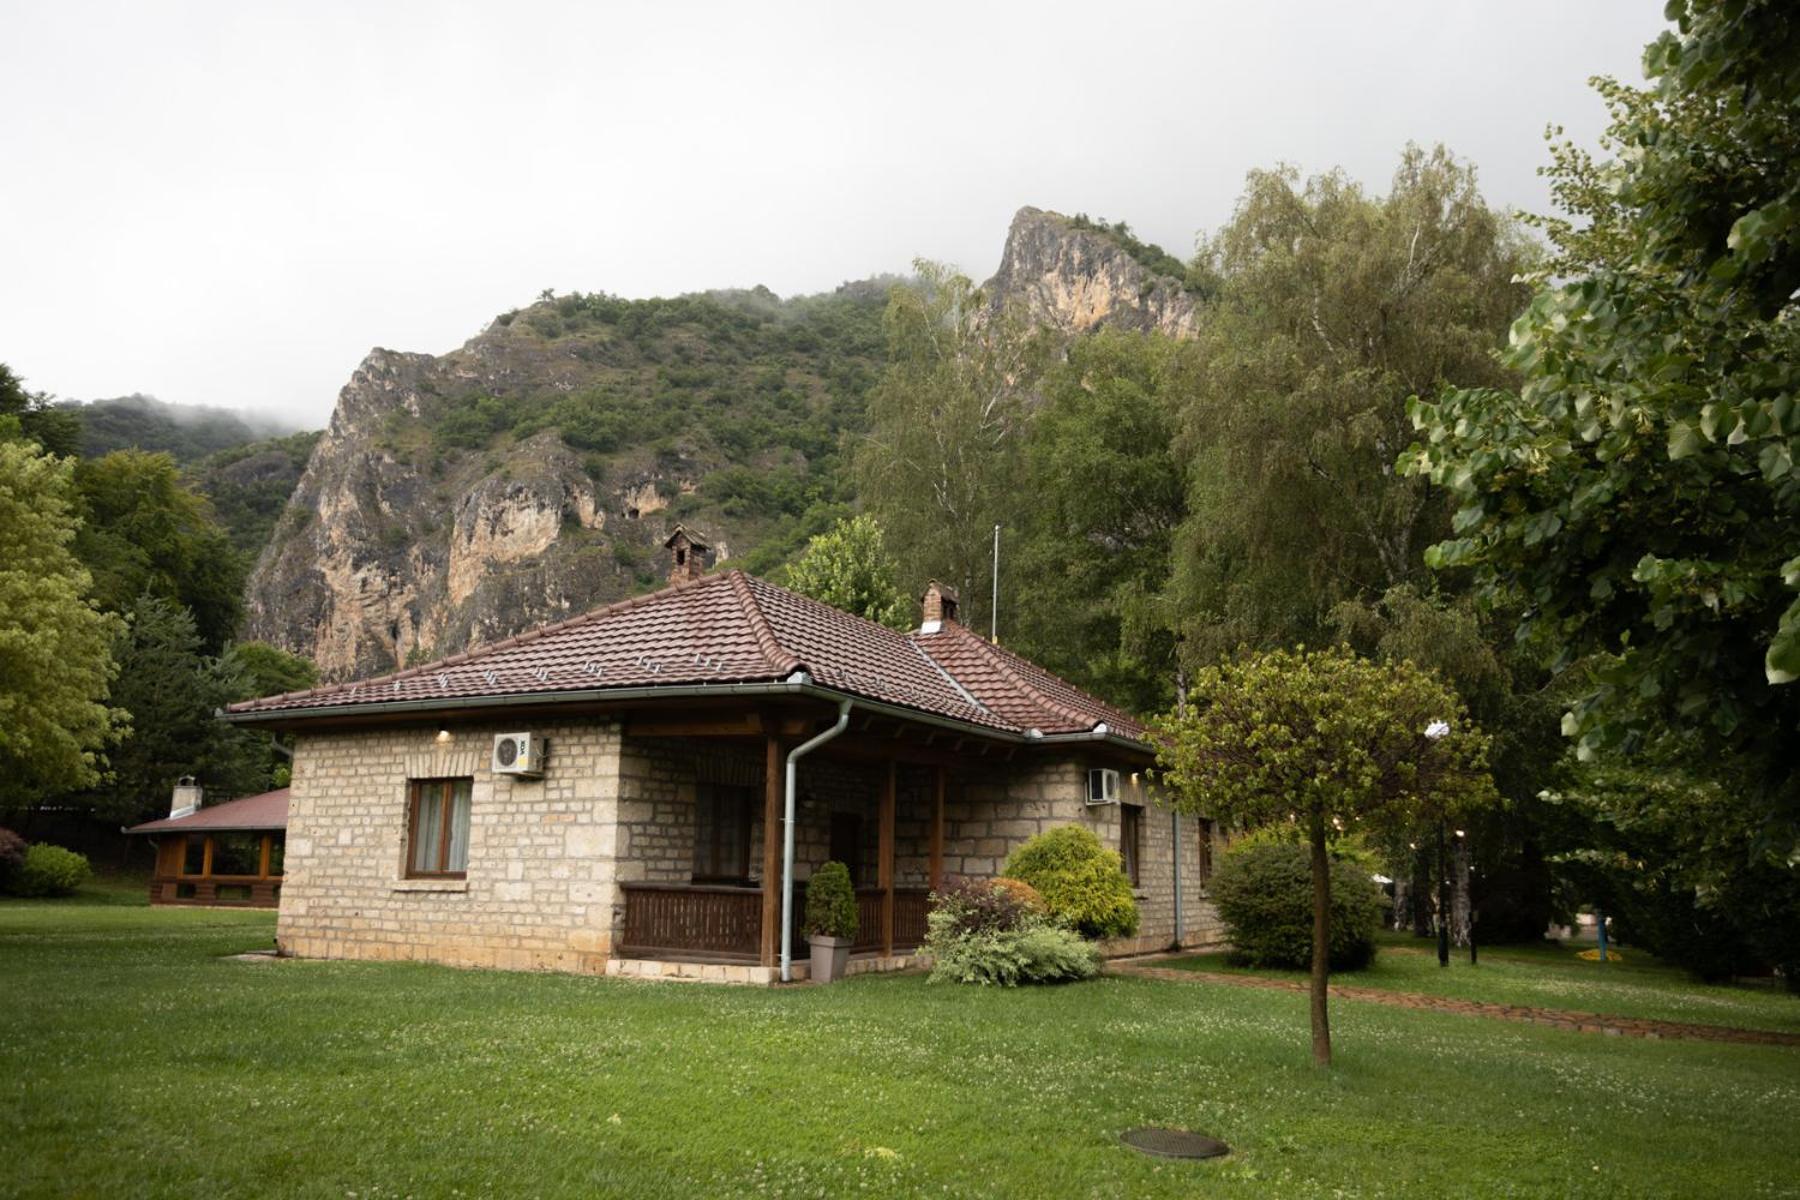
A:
[279, 720, 626, 974]
[278, 717, 1224, 982]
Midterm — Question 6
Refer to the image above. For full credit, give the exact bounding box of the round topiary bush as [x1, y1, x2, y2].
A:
[12, 843, 91, 898]
[804, 860, 857, 940]
[1001, 825, 1139, 940]
[1211, 839, 1382, 971]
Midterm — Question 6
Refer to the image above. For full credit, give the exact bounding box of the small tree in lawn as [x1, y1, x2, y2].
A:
[1155, 646, 1495, 1066]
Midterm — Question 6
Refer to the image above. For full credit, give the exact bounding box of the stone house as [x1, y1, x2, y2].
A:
[225, 528, 1223, 983]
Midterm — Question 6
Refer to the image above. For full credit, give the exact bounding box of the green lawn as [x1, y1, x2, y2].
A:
[4, 898, 1799, 1198]
[1162, 932, 1800, 1035]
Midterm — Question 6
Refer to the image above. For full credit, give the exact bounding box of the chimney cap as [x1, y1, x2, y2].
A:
[664, 524, 710, 551]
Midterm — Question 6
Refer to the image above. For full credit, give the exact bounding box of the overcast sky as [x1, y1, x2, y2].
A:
[1, 1, 1664, 427]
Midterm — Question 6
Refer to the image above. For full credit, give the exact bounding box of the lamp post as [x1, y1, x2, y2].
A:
[1423, 720, 1450, 968]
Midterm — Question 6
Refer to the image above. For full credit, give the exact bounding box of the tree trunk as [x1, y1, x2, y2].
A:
[1309, 808, 1332, 1068]
[1411, 845, 1434, 938]
[1452, 838, 1472, 947]
[1391, 876, 1410, 932]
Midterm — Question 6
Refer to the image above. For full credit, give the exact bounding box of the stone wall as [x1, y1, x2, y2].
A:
[278, 720, 623, 973]
[277, 722, 1222, 978]
[943, 757, 1224, 955]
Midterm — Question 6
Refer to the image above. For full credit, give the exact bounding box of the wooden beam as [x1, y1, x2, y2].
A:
[760, 735, 782, 968]
[929, 765, 946, 891]
[879, 759, 896, 956]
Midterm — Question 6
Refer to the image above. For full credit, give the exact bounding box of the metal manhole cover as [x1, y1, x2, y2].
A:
[1120, 1127, 1230, 1159]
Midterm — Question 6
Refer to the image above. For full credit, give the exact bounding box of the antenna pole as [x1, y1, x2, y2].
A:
[991, 523, 1001, 642]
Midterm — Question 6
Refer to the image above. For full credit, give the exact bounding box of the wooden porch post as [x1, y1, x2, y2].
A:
[929, 765, 946, 891]
[880, 759, 896, 956]
[760, 734, 782, 968]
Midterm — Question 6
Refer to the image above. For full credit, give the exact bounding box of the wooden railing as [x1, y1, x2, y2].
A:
[620, 883, 764, 958]
[619, 882, 932, 960]
[149, 875, 280, 908]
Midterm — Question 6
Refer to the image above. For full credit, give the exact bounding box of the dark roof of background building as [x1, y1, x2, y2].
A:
[227, 571, 1147, 742]
[126, 788, 290, 834]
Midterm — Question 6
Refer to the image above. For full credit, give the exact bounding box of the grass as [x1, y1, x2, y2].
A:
[1162, 932, 1800, 1035]
[3, 897, 1798, 1198]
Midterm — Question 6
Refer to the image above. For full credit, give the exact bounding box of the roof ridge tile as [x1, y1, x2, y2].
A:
[727, 570, 802, 676]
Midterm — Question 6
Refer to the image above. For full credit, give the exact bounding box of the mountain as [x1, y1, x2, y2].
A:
[985, 207, 1207, 338]
[61, 394, 301, 462]
[246, 209, 1198, 681]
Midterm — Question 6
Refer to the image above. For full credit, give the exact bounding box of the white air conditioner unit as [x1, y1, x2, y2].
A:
[1086, 767, 1121, 806]
[492, 732, 546, 778]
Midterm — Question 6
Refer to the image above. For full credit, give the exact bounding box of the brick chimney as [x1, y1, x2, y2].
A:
[664, 525, 710, 586]
[920, 580, 959, 632]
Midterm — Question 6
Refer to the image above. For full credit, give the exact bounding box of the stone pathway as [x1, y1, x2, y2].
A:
[1111, 961, 1800, 1048]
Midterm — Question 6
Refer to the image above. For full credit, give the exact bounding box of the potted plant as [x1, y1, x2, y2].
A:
[805, 860, 858, 983]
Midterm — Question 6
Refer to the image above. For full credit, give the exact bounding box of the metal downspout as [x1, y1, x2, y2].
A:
[1172, 811, 1183, 947]
[781, 698, 852, 982]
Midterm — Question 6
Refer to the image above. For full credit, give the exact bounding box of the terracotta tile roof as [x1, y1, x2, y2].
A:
[913, 622, 1148, 741]
[227, 571, 1146, 742]
[126, 788, 289, 834]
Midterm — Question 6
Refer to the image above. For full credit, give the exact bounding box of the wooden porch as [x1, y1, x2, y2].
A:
[618, 882, 931, 961]
[615, 731, 951, 969]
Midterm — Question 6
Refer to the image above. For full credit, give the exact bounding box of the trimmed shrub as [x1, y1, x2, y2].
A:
[928, 876, 1047, 936]
[0, 827, 25, 889]
[12, 844, 91, 898]
[925, 914, 1101, 987]
[1211, 839, 1383, 971]
[1001, 825, 1139, 939]
[804, 860, 857, 940]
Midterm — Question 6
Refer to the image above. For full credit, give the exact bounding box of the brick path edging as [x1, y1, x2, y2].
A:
[1111, 961, 1800, 1048]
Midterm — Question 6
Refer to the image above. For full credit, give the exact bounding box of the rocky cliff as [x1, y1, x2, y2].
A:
[248, 209, 1203, 681]
[984, 207, 1203, 338]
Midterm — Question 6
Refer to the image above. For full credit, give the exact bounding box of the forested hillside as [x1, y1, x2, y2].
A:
[60, 393, 298, 462]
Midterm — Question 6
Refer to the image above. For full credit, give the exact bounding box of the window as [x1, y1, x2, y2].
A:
[210, 833, 262, 877]
[693, 783, 752, 882]
[829, 812, 864, 886]
[181, 835, 206, 877]
[1196, 817, 1215, 885]
[407, 778, 473, 878]
[1120, 804, 1143, 888]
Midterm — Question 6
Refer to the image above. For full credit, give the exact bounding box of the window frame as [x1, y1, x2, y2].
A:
[1120, 803, 1144, 888]
[406, 778, 473, 880]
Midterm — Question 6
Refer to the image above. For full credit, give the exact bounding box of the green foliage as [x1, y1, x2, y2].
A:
[1011, 331, 1194, 712]
[72, 450, 244, 651]
[1156, 646, 1496, 835]
[926, 876, 1048, 937]
[86, 597, 270, 826]
[1544, 749, 1800, 985]
[0, 364, 82, 458]
[1402, 1, 1800, 849]
[1156, 645, 1496, 1062]
[854, 262, 1051, 633]
[923, 916, 1101, 987]
[783, 515, 910, 629]
[1001, 825, 1139, 939]
[56, 393, 294, 463]
[10, 843, 91, 897]
[1211, 839, 1383, 971]
[1177, 146, 1532, 658]
[189, 430, 321, 556]
[803, 860, 857, 940]
[221, 641, 318, 699]
[0, 441, 125, 814]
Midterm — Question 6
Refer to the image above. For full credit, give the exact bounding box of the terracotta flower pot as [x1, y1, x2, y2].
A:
[808, 934, 852, 983]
